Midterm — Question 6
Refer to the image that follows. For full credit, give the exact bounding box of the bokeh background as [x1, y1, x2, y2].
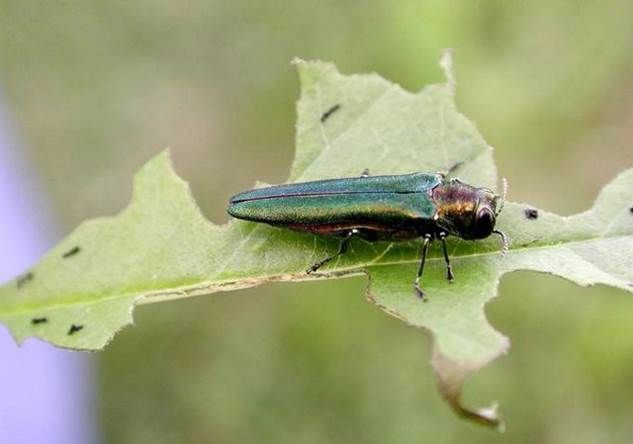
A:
[1, 1, 633, 442]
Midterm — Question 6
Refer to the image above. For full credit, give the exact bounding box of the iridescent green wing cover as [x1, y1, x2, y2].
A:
[228, 173, 441, 226]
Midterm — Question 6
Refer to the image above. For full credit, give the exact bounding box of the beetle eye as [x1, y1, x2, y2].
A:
[473, 207, 495, 239]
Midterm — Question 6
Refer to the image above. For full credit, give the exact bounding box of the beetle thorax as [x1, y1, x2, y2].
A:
[431, 180, 481, 238]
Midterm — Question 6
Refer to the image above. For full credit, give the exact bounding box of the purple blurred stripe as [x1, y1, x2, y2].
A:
[0, 98, 99, 443]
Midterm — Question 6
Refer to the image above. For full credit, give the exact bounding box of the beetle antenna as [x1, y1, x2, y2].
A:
[496, 177, 508, 216]
[493, 229, 509, 256]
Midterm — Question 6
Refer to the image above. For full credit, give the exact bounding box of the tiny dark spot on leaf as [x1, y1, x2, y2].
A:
[320, 104, 341, 123]
[524, 208, 539, 220]
[68, 324, 84, 335]
[629, 206, 633, 214]
[62, 246, 81, 258]
[31, 317, 48, 325]
[16, 272, 34, 289]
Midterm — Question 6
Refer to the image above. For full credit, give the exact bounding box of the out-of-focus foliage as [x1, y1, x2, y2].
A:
[1, 0, 633, 442]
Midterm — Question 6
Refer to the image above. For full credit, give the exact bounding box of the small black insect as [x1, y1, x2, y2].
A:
[31, 317, 48, 325]
[16, 272, 34, 289]
[62, 246, 81, 258]
[320, 104, 341, 123]
[524, 208, 539, 220]
[67, 324, 84, 335]
[629, 206, 633, 214]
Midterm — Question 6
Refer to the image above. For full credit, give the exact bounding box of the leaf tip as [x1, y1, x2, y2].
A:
[439, 49, 456, 94]
[132, 148, 176, 187]
[432, 345, 506, 430]
[292, 58, 342, 92]
[146, 147, 174, 170]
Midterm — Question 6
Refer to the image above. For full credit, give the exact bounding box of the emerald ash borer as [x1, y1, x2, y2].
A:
[227, 170, 508, 299]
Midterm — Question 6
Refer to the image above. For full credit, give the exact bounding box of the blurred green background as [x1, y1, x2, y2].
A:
[2, 1, 633, 442]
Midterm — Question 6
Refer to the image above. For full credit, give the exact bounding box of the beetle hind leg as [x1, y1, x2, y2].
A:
[445, 161, 464, 178]
[307, 229, 357, 274]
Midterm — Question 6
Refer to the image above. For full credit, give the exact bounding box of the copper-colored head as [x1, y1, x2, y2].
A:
[431, 179, 500, 240]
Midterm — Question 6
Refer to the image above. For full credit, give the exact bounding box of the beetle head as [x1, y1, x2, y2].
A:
[472, 187, 498, 239]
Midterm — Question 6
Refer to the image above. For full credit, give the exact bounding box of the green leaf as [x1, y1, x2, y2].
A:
[1, 53, 632, 428]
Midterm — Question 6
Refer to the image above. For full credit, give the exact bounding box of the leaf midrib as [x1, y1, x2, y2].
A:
[2, 229, 629, 316]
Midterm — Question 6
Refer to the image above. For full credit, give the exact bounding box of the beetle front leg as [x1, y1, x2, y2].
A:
[413, 234, 432, 300]
[439, 232, 455, 282]
[307, 229, 358, 274]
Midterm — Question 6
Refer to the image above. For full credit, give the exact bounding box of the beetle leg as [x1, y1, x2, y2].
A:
[307, 229, 357, 274]
[360, 168, 370, 178]
[445, 161, 464, 177]
[413, 234, 432, 300]
[439, 232, 455, 282]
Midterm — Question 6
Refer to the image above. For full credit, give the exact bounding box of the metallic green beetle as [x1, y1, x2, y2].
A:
[227, 170, 507, 299]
